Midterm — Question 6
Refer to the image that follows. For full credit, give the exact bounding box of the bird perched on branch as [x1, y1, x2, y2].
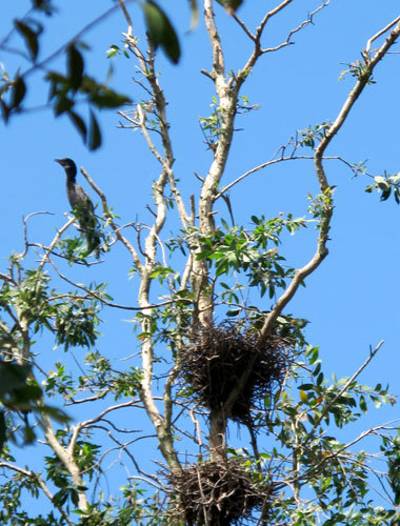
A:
[55, 158, 101, 258]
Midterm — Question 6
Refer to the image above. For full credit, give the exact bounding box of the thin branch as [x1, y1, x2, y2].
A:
[366, 15, 400, 55]
[0, 462, 73, 525]
[286, 419, 400, 489]
[53, 266, 192, 311]
[0, 6, 34, 48]
[225, 16, 400, 422]
[216, 156, 307, 198]
[117, 0, 133, 37]
[0, 272, 16, 285]
[190, 408, 204, 451]
[261, 1, 331, 54]
[310, 340, 385, 429]
[232, 14, 256, 41]
[315, 18, 400, 166]
[66, 390, 109, 405]
[290, 341, 387, 469]
[217, 153, 373, 199]
[107, 432, 166, 487]
[37, 217, 75, 273]
[21, 211, 54, 258]
[42, 419, 89, 511]
[204, 0, 225, 77]
[261, 16, 400, 341]
[237, 1, 329, 82]
[68, 400, 139, 455]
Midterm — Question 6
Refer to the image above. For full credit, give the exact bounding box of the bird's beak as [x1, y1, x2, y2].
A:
[54, 159, 62, 165]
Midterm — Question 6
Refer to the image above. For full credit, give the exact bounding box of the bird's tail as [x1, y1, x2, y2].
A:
[85, 227, 102, 259]
[73, 203, 103, 259]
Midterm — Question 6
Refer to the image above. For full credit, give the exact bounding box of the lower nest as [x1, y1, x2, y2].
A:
[168, 459, 273, 526]
[179, 322, 292, 422]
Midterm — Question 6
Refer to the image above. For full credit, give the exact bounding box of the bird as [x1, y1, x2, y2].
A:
[55, 158, 101, 258]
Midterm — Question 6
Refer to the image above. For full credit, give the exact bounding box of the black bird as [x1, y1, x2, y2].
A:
[55, 158, 101, 258]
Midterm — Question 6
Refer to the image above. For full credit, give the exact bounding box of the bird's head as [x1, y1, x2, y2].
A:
[55, 158, 77, 179]
[55, 158, 76, 169]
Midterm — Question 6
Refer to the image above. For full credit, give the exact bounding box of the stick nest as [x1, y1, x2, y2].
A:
[168, 459, 273, 526]
[179, 321, 292, 422]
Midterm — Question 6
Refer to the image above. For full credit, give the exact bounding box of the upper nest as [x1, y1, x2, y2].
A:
[179, 321, 292, 423]
[168, 459, 273, 526]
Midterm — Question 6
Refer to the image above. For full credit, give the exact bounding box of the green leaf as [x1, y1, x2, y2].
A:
[54, 96, 73, 115]
[359, 395, 367, 412]
[306, 346, 319, 364]
[217, 0, 243, 14]
[106, 44, 120, 59]
[53, 489, 69, 506]
[312, 362, 321, 377]
[188, 0, 199, 30]
[298, 383, 314, 391]
[39, 405, 70, 423]
[67, 44, 84, 90]
[0, 100, 10, 123]
[31, 0, 56, 16]
[67, 110, 87, 142]
[81, 76, 131, 108]
[87, 110, 102, 150]
[10, 75, 27, 110]
[15, 19, 42, 61]
[143, 1, 181, 64]
[299, 390, 308, 403]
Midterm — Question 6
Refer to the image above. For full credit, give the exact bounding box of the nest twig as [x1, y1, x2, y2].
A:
[168, 459, 273, 526]
[179, 321, 292, 423]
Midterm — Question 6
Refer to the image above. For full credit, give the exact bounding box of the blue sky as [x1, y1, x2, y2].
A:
[1, 0, 400, 512]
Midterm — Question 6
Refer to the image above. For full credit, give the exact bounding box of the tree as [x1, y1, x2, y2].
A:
[1, 1, 400, 524]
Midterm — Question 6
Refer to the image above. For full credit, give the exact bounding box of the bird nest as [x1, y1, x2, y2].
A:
[168, 459, 273, 526]
[179, 322, 292, 423]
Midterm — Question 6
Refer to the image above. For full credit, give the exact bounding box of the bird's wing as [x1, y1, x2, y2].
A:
[75, 185, 95, 212]
[73, 185, 102, 258]
[71, 185, 97, 231]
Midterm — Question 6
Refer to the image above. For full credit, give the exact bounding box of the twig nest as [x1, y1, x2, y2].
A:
[168, 459, 273, 526]
[179, 321, 291, 423]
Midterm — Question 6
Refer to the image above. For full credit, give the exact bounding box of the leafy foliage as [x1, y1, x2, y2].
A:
[197, 214, 307, 298]
[1, 2, 400, 525]
[298, 121, 332, 149]
[365, 171, 400, 203]
[216, 0, 244, 15]
[143, 1, 181, 64]
[339, 59, 376, 84]
[382, 433, 400, 505]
